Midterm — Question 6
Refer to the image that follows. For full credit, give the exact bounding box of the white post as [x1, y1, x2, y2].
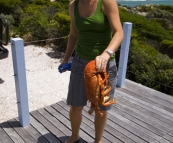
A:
[117, 22, 132, 87]
[11, 38, 30, 127]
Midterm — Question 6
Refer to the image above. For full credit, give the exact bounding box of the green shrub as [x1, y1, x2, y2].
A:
[47, 12, 70, 50]
[157, 5, 173, 13]
[53, 12, 70, 35]
[0, 0, 22, 14]
[18, 5, 49, 41]
[156, 69, 173, 96]
[146, 9, 173, 30]
[159, 40, 173, 58]
[127, 38, 173, 96]
[119, 9, 171, 41]
[136, 5, 156, 12]
[32, 0, 50, 5]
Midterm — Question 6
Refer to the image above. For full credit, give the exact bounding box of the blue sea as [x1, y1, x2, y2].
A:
[116, 0, 173, 7]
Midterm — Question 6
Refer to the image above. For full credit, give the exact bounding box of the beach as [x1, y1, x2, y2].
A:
[0, 44, 70, 123]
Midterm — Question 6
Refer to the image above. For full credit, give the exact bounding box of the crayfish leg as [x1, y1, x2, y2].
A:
[101, 97, 116, 106]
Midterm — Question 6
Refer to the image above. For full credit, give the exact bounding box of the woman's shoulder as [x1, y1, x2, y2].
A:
[102, 0, 118, 14]
[69, 0, 75, 7]
[102, 0, 117, 7]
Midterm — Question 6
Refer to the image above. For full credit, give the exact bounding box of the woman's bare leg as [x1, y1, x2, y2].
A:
[94, 111, 107, 143]
[65, 106, 83, 143]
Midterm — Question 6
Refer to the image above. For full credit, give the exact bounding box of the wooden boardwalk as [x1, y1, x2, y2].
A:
[0, 79, 173, 143]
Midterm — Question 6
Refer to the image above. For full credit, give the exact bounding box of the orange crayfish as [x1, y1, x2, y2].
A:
[84, 60, 116, 116]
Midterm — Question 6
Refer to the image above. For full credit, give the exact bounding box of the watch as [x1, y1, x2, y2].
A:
[106, 49, 114, 56]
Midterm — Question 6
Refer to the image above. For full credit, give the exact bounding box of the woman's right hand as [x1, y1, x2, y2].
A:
[58, 59, 69, 73]
[59, 59, 68, 67]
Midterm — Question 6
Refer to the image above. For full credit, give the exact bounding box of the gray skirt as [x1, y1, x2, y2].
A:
[67, 55, 117, 111]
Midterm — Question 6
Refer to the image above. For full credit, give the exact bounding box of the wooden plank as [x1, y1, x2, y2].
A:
[163, 134, 173, 143]
[82, 106, 124, 143]
[112, 103, 166, 137]
[55, 102, 115, 143]
[44, 105, 71, 129]
[114, 99, 171, 133]
[108, 108, 162, 141]
[37, 108, 72, 137]
[116, 95, 173, 130]
[168, 130, 173, 136]
[7, 118, 37, 143]
[45, 105, 95, 142]
[67, 101, 137, 143]
[0, 122, 25, 143]
[116, 90, 173, 124]
[115, 90, 173, 122]
[107, 110, 158, 142]
[106, 118, 148, 143]
[159, 138, 172, 143]
[125, 79, 173, 103]
[30, 115, 60, 143]
[30, 110, 65, 143]
[104, 124, 135, 143]
[58, 101, 93, 126]
[84, 104, 148, 143]
[23, 122, 49, 143]
[123, 85, 173, 111]
[60, 101, 126, 143]
[57, 100, 67, 107]
[0, 126, 14, 143]
[124, 83, 173, 111]
[115, 89, 173, 118]
[37, 107, 87, 143]
[59, 100, 95, 124]
[52, 103, 108, 143]
[89, 123, 125, 143]
[119, 87, 173, 114]
[58, 103, 113, 143]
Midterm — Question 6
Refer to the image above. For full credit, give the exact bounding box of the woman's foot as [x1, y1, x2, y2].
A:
[65, 136, 80, 143]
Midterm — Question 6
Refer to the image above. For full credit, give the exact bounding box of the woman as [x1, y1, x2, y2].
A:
[61, 0, 124, 142]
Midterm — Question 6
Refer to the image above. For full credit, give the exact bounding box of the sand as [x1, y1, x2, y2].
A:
[0, 44, 70, 123]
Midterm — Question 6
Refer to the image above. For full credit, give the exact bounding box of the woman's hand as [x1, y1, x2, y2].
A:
[95, 52, 110, 72]
[58, 59, 69, 73]
[59, 59, 68, 67]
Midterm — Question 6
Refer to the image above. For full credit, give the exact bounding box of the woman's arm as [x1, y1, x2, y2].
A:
[96, 0, 124, 72]
[103, 0, 124, 53]
[62, 0, 78, 64]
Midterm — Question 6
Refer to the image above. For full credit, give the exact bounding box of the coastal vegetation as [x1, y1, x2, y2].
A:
[0, 0, 173, 96]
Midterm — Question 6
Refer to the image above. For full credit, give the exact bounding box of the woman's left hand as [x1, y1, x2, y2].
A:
[95, 52, 110, 72]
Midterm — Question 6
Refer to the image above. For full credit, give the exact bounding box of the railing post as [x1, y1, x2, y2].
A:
[11, 38, 30, 127]
[117, 22, 132, 87]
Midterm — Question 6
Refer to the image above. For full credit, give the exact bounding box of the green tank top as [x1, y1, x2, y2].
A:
[74, 0, 114, 60]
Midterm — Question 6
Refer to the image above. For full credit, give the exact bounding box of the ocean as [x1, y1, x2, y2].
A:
[116, 0, 173, 7]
